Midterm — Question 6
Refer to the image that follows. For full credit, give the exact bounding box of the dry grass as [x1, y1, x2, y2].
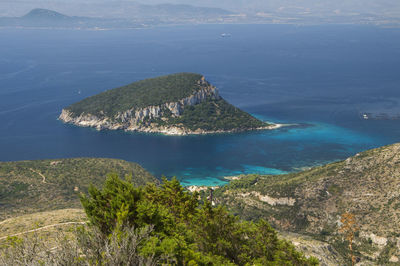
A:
[0, 209, 86, 244]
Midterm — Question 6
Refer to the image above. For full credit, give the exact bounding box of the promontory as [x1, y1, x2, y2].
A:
[59, 73, 277, 135]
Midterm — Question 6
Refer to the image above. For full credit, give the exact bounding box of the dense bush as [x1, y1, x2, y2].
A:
[80, 174, 318, 265]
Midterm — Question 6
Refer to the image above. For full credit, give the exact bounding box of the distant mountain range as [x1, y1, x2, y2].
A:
[0, 8, 123, 28]
[0, 5, 235, 29]
[1, 3, 399, 28]
[131, 3, 233, 17]
[1, 0, 400, 26]
[23, 8, 71, 20]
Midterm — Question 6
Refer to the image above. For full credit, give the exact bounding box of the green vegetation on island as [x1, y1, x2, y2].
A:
[0, 158, 157, 220]
[156, 98, 266, 131]
[66, 73, 206, 117]
[60, 73, 269, 134]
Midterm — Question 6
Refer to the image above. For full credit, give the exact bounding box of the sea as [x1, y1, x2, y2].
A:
[1, 24, 400, 186]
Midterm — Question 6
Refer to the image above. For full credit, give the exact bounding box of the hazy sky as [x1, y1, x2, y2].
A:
[0, 0, 399, 18]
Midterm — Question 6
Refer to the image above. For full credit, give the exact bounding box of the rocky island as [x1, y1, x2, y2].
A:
[59, 73, 276, 135]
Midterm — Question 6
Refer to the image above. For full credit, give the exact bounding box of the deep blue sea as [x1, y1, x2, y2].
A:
[1, 24, 400, 186]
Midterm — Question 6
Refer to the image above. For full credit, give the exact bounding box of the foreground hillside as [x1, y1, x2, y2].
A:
[1, 176, 317, 265]
[0, 158, 319, 265]
[213, 143, 400, 264]
[3, 143, 400, 264]
[60, 73, 272, 135]
[0, 158, 157, 219]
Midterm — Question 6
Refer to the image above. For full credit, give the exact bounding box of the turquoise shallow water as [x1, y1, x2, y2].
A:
[166, 118, 382, 186]
[0, 24, 399, 185]
[177, 164, 288, 187]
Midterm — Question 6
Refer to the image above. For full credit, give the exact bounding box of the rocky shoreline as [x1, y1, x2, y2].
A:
[59, 109, 283, 135]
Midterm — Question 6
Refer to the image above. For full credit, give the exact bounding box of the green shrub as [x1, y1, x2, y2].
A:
[81, 174, 319, 265]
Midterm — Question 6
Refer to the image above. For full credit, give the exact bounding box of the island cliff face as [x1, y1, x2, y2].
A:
[59, 73, 274, 135]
